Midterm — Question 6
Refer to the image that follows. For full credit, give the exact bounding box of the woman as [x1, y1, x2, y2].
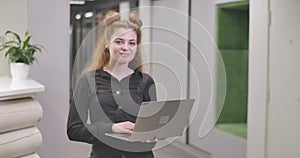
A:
[67, 11, 157, 158]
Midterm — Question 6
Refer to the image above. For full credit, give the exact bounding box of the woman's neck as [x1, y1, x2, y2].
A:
[104, 64, 134, 81]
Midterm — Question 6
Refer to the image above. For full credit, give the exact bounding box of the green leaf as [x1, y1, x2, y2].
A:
[5, 30, 21, 43]
[23, 35, 31, 49]
[10, 52, 21, 63]
[2, 40, 19, 46]
[25, 30, 29, 37]
[0, 45, 11, 52]
[2, 30, 45, 65]
[5, 47, 16, 58]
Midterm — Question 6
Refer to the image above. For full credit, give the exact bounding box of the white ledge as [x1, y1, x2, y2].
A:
[0, 76, 45, 101]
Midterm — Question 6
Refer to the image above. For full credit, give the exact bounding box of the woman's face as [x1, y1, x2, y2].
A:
[108, 28, 137, 65]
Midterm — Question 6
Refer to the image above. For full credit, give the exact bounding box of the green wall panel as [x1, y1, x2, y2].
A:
[217, 50, 248, 123]
[215, 2, 249, 138]
[217, 2, 249, 50]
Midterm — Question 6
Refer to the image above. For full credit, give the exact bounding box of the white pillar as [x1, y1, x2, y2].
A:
[139, 0, 152, 73]
[119, 1, 130, 20]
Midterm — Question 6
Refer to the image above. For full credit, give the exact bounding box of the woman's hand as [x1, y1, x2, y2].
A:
[112, 121, 135, 134]
[143, 138, 166, 143]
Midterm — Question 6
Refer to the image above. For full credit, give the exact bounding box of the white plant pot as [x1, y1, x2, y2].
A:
[10, 63, 30, 80]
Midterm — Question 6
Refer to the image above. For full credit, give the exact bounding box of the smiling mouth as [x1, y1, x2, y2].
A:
[119, 53, 130, 56]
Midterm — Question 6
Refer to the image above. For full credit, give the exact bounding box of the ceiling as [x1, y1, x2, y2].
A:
[70, 0, 138, 13]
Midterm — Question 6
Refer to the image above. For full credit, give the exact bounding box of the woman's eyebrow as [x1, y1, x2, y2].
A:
[114, 38, 124, 41]
[114, 37, 136, 41]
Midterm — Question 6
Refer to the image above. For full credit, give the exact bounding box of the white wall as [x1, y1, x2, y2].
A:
[139, 0, 152, 73]
[27, 0, 90, 157]
[0, 0, 28, 76]
[266, 0, 300, 157]
[247, 0, 300, 158]
[150, 0, 220, 151]
[151, 0, 188, 100]
[189, 0, 217, 148]
[247, 0, 269, 157]
[151, 0, 189, 143]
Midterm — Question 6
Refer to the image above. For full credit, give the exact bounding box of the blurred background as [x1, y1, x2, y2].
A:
[0, 0, 299, 158]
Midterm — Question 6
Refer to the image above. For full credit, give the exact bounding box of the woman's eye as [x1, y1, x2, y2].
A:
[129, 42, 136, 46]
[114, 40, 123, 44]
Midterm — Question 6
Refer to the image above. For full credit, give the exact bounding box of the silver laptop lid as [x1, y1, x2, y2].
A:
[130, 99, 195, 141]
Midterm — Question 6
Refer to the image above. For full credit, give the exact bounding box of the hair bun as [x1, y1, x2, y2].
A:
[129, 11, 143, 28]
[103, 10, 121, 26]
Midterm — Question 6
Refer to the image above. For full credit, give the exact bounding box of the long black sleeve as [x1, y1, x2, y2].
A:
[143, 74, 157, 102]
[67, 73, 113, 144]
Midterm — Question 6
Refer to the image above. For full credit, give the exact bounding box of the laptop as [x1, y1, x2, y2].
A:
[105, 99, 195, 142]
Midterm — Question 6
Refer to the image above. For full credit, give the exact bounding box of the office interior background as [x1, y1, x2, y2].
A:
[0, 0, 299, 158]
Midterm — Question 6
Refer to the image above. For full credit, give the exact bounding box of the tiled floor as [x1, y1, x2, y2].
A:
[153, 144, 204, 158]
[68, 141, 206, 158]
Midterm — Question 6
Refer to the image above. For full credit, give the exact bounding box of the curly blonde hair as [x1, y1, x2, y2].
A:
[84, 10, 144, 72]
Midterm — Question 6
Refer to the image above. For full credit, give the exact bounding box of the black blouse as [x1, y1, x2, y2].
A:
[67, 69, 157, 157]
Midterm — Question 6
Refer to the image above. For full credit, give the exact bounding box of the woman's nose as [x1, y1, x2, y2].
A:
[122, 43, 129, 50]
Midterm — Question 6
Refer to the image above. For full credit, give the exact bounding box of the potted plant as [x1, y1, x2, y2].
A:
[0, 30, 44, 80]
